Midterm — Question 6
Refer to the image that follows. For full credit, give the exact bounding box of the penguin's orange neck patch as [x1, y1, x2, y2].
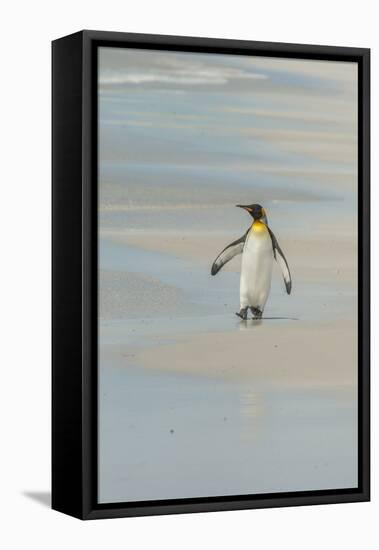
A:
[251, 220, 267, 233]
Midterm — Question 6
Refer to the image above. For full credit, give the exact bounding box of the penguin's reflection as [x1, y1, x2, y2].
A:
[238, 319, 263, 330]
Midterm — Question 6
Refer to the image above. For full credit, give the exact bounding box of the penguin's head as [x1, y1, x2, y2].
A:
[236, 203, 267, 223]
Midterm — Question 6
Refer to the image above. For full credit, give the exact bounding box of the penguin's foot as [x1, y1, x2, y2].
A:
[250, 307, 263, 319]
[236, 307, 248, 320]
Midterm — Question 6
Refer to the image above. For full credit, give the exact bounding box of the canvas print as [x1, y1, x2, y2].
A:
[98, 47, 358, 503]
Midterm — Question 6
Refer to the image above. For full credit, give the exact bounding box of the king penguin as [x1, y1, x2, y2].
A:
[211, 204, 291, 320]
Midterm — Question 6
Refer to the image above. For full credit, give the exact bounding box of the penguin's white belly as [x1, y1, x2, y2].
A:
[240, 227, 273, 310]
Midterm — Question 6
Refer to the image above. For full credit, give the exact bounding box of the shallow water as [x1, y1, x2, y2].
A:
[99, 359, 357, 502]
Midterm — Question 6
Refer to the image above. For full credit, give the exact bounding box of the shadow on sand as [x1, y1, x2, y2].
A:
[238, 316, 299, 321]
[237, 317, 299, 328]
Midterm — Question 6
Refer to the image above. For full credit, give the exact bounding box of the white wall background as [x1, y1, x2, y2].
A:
[0, 1, 376, 548]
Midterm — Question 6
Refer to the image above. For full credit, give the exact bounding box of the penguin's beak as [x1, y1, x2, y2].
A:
[236, 204, 252, 212]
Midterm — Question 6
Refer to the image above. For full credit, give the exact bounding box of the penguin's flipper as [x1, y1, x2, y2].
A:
[211, 230, 248, 276]
[267, 227, 292, 294]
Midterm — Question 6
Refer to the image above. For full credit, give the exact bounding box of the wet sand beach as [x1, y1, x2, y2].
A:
[97, 47, 358, 503]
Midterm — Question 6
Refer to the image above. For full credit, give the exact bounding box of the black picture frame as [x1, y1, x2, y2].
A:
[52, 30, 370, 520]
